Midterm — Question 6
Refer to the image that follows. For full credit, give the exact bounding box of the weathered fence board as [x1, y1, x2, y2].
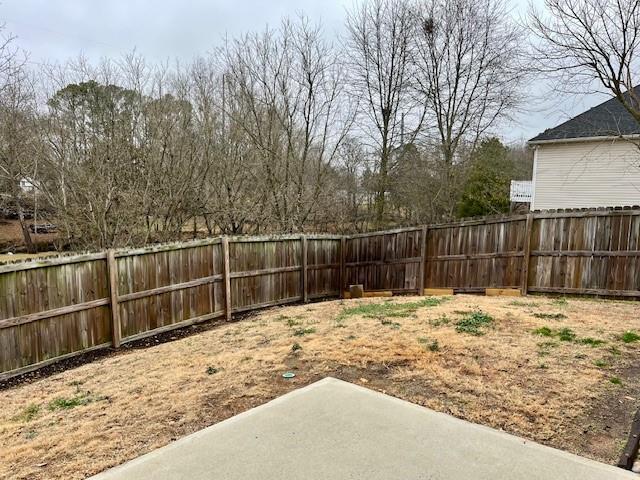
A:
[0, 258, 112, 375]
[528, 212, 640, 295]
[425, 218, 527, 292]
[306, 238, 341, 299]
[115, 243, 225, 341]
[344, 228, 423, 292]
[3, 209, 640, 380]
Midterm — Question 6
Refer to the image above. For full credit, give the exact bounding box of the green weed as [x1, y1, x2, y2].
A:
[608, 346, 622, 356]
[533, 326, 553, 337]
[551, 298, 569, 307]
[610, 377, 622, 385]
[206, 366, 219, 375]
[593, 359, 608, 368]
[580, 337, 606, 347]
[337, 297, 446, 323]
[508, 300, 539, 308]
[48, 393, 92, 411]
[429, 314, 450, 327]
[380, 318, 401, 329]
[533, 312, 567, 320]
[537, 341, 557, 356]
[418, 337, 440, 352]
[293, 327, 316, 337]
[16, 404, 40, 422]
[286, 317, 302, 327]
[558, 328, 576, 341]
[291, 342, 302, 352]
[620, 331, 640, 343]
[455, 311, 494, 336]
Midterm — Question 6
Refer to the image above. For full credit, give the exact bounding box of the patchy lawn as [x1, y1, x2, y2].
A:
[1, 294, 640, 479]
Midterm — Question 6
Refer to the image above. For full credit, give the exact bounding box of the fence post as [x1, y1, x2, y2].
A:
[340, 236, 346, 298]
[521, 213, 534, 295]
[418, 226, 428, 295]
[106, 249, 121, 348]
[301, 234, 308, 302]
[222, 236, 232, 322]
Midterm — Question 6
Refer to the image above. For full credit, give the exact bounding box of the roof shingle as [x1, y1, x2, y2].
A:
[529, 88, 640, 143]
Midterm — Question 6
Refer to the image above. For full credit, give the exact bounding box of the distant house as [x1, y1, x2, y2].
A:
[19, 177, 35, 193]
[525, 92, 640, 211]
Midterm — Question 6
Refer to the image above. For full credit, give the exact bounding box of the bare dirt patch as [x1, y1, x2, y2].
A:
[1, 294, 639, 479]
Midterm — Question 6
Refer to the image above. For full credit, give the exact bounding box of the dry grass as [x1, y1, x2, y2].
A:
[1, 294, 640, 479]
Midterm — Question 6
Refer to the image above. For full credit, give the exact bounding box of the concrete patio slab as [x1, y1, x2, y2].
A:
[91, 377, 635, 480]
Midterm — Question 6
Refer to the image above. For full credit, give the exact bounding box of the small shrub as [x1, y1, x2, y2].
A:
[293, 327, 316, 337]
[533, 312, 567, 320]
[610, 377, 622, 385]
[620, 331, 640, 343]
[538, 363, 548, 369]
[593, 359, 608, 368]
[291, 342, 302, 352]
[206, 366, 219, 375]
[455, 311, 493, 336]
[580, 337, 606, 347]
[533, 326, 553, 337]
[558, 328, 576, 342]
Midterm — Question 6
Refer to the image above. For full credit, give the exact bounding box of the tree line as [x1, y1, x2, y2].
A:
[0, 0, 637, 250]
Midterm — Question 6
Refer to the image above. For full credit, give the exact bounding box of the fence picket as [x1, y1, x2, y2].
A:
[106, 250, 121, 348]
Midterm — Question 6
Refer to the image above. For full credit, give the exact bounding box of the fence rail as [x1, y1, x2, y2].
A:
[3, 208, 640, 380]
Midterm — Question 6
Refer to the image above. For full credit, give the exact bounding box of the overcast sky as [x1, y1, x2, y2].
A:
[0, 0, 608, 143]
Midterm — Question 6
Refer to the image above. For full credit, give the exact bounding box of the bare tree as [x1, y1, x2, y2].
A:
[529, 0, 640, 121]
[0, 30, 37, 251]
[40, 57, 151, 248]
[345, 0, 422, 227]
[413, 0, 526, 219]
[222, 16, 352, 232]
[187, 58, 268, 235]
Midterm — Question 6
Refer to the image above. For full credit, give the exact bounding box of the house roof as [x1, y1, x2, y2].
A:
[529, 88, 640, 143]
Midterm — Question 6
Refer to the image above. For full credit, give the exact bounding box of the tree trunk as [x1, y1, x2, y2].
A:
[375, 145, 389, 227]
[17, 204, 35, 253]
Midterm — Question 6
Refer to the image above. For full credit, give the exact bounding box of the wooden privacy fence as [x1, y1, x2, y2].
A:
[0, 234, 342, 380]
[3, 208, 640, 380]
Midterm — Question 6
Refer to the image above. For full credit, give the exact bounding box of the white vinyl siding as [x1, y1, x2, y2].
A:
[532, 139, 640, 210]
